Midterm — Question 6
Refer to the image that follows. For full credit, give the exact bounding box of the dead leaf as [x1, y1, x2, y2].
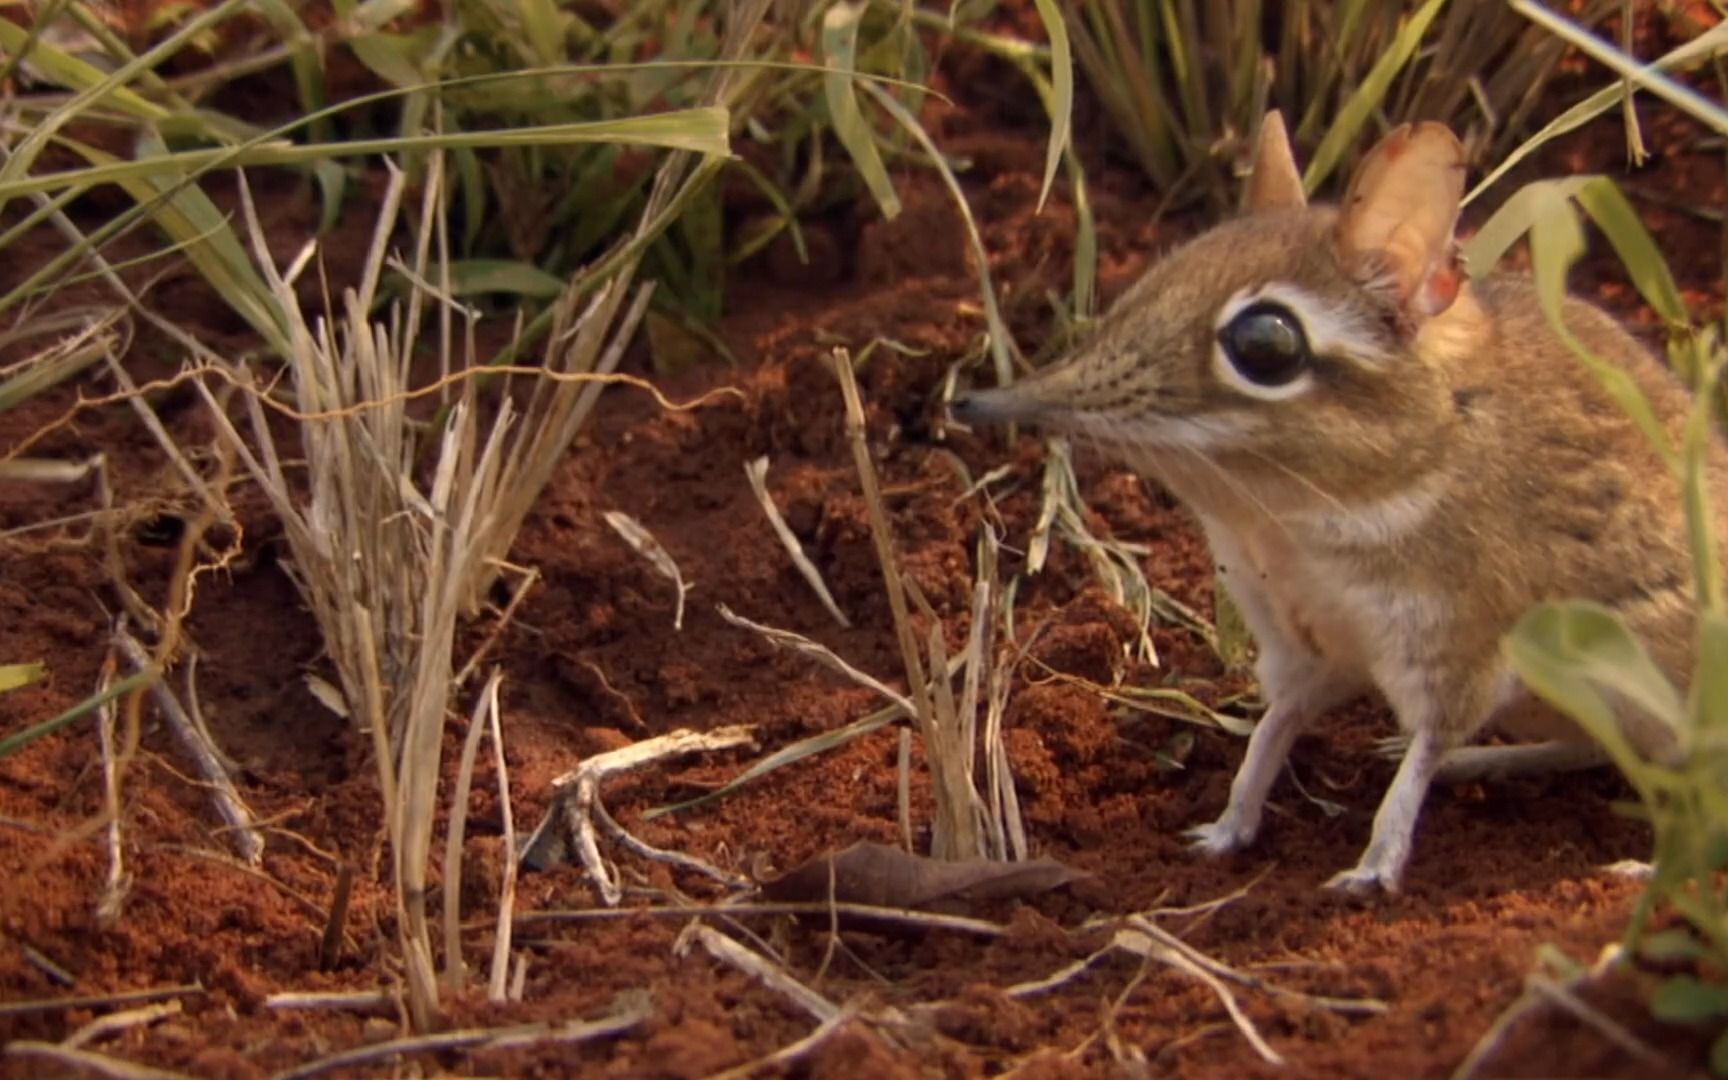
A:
[760, 841, 1085, 915]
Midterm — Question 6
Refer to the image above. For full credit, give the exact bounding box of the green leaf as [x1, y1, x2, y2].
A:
[1461, 176, 1591, 278]
[1502, 602, 1685, 786]
[0, 663, 46, 695]
[1651, 976, 1728, 1023]
[1302, 0, 1448, 195]
[0, 16, 168, 122]
[1692, 612, 1728, 734]
[1026, 0, 1072, 214]
[822, 2, 901, 220]
[60, 133, 291, 359]
[1573, 178, 1690, 329]
[1525, 182, 1677, 466]
[442, 259, 566, 299]
[1639, 928, 1704, 963]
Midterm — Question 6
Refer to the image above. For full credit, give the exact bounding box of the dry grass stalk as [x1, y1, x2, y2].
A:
[676, 922, 840, 1023]
[831, 348, 1025, 862]
[3, 1042, 192, 1080]
[482, 673, 518, 1004]
[114, 627, 262, 865]
[187, 81, 732, 1017]
[63, 1001, 184, 1050]
[744, 455, 851, 627]
[264, 990, 397, 1013]
[442, 669, 505, 993]
[269, 995, 654, 1080]
[93, 654, 127, 925]
[0, 984, 205, 1019]
[603, 511, 692, 630]
[511, 901, 1008, 938]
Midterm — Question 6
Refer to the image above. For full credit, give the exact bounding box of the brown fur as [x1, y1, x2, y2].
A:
[953, 117, 1725, 890]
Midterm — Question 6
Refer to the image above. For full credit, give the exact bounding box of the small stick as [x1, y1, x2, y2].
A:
[519, 725, 756, 906]
[1111, 927, 1284, 1066]
[604, 511, 693, 631]
[268, 999, 652, 1080]
[593, 798, 751, 892]
[510, 901, 1007, 938]
[896, 727, 912, 853]
[716, 605, 914, 714]
[265, 990, 396, 1013]
[64, 1001, 183, 1049]
[19, 941, 76, 986]
[114, 628, 264, 864]
[743, 456, 851, 627]
[319, 865, 354, 972]
[676, 923, 838, 1023]
[0, 983, 204, 1018]
[5, 1043, 192, 1080]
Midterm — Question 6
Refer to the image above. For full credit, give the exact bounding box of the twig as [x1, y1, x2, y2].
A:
[318, 864, 354, 972]
[1110, 928, 1284, 1066]
[64, 1001, 183, 1049]
[114, 627, 264, 865]
[509, 901, 1007, 938]
[18, 941, 76, 986]
[1451, 945, 1667, 1080]
[265, 990, 396, 1013]
[453, 564, 539, 689]
[5, 1043, 192, 1080]
[743, 456, 851, 627]
[268, 996, 652, 1080]
[676, 923, 839, 1023]
[593, 798, 752, 892]
[517, 726, 756, 905]
[0, 983, 204, 1017]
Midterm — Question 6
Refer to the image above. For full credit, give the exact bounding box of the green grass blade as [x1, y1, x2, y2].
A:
[57, 134, 290, 358]
[1506, 601, 1679, 794]
[439, 260, 567, 299]
[0, 0, 249, 202]
[1524, 181, 1677, 467]
[1462, 175, 1592, 276]
[1573, 177, 1690, 328]
[1466, 19, 1728, 206]
[0, 108, 734, 203]
[1511, 0, 1728, 138]
[823, 1, 902, 220]
[1302, 0, 1448, 194]
[1027, 0, 1074, 213]
[0, 670, 157, 760]
[0, 17, 167, 122]
[862, 80, 1018, 388]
